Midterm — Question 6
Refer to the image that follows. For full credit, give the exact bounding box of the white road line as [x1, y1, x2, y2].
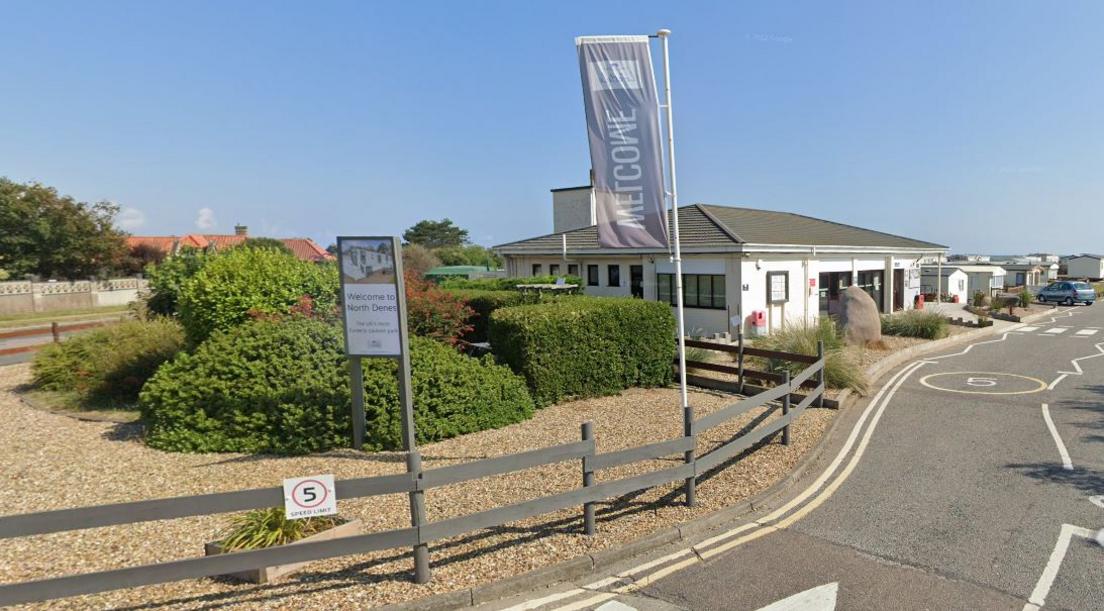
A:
[1091, 495, 1104, 509]
[1040, 403, 1073, 471]
[1057, 340, 1104, 375]
[1047, 374, 1068, 390]
[1075, 329, 1098, 336]
[1044, 328, 1067, 335]
[756, 582, 839, 611]
[1016, 326, 1040, 333]
[1024, 524, 1096, 609]
[926, 333, 1013, 360]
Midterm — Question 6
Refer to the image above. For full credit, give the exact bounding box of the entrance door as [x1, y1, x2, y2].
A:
[630, 265, 644, 298]
[893, 268, 905, 311]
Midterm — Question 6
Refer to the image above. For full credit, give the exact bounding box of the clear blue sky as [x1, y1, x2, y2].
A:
[2, 1, 1102, 254]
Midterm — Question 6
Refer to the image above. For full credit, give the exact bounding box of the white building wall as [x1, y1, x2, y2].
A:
[1067, 257, 1104, 280]
[552, 188, 595, 234]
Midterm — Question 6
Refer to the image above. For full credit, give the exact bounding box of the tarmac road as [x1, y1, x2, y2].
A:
[490, 305, 1104, 611]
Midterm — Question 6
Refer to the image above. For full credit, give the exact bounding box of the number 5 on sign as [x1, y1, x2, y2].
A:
[283, 474, 338, 520]
[966, 377, 997, 387]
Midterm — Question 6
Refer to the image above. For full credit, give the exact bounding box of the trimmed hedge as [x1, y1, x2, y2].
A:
[177, 247, 339, 344]
[445, 289, 538, 342]
[489, 297, 675, 406]
[139, 318, 534, 454]
[32, 319, 186, 404]
[439, 275, 584, 291]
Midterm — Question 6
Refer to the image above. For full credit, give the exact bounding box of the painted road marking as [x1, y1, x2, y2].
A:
[1040, 403, 1073, 471]
[1023, 524, 1097, 610]
[756, 582, 838, 611]
[510, 361, 929, 611]
[1016, 326, 1040, 333]
[594, 602, 636, 611]
[1091, 495, 1104, 509]
[1044, 328, 1067, 334]
[1075, 329, 1098, 336]
[1047, 374, 1068, 390]
[919, 372, 1047, 395]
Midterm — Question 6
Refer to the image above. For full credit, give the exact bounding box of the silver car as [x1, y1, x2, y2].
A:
[1037, 281, 1096, 305]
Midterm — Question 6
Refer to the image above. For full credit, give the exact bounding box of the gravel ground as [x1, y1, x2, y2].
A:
[0, 363, 835, 610]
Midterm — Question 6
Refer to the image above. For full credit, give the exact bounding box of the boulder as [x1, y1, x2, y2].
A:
[839, 285, 882, 346]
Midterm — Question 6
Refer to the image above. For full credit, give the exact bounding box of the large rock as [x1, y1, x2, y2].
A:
[839, 285, 882, 346]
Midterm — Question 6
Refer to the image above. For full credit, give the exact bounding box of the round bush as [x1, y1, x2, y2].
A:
[177, 247, 339, 343]
[139, 319, 534, 454]
[32, 319, 185, 404]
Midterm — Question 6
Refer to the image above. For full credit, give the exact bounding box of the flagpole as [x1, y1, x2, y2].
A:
[657, 28, 694, 506]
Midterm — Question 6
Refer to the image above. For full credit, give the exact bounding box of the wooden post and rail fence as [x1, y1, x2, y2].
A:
[0, 318, 125, 357]
[0, 340, 827, 606]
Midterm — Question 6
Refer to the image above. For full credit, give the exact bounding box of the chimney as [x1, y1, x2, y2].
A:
[234, 224, 248, 237]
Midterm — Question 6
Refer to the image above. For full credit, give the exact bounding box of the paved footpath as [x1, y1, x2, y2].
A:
[485, 305, 1104, 611]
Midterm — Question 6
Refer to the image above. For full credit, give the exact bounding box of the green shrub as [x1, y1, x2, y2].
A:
[404, 272, 474, 344]
[177, 248, 339, 343]
[444, 289, 542, 342]
[32, 319, 185, 404]
[139, 318, 533, 454]
[439, 275, 584, 291]
[971, 291, 989, 308]
[880, 310, 949, 340]
[1017, 289, 1033, 309]
[752, 318, 866, 394]
[219, 507, 341, 551]
[145, 248, 210, 316]
[489, 297, 675, 406]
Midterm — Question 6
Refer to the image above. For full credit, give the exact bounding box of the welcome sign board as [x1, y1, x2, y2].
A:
[337, 236, 403, 356]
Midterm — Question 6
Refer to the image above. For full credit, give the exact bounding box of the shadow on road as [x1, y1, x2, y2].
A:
[1005, 461, 1104, 496]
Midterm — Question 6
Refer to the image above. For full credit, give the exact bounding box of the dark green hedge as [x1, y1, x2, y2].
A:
[139, 318, 534, 454]
[438, 275, 584, 291]
[489, 297, 676, 406]
[445, 289, 538, 342]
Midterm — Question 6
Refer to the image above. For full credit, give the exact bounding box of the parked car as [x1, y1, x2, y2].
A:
[1037, 281, 1096, 305]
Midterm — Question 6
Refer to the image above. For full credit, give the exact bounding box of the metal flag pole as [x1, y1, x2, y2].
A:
[656, 28, 694, 506]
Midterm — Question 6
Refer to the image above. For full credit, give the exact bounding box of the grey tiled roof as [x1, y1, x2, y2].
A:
[495, 204, 946, 252]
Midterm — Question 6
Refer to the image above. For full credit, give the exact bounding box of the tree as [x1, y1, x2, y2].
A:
[236, 237, 293, 255]
[120, 243, 168, 275]
[402, 243, 441, 277]
[403, 218, 469, 249]
[434, 244, 502, 269]
[0, 178, 129, 279]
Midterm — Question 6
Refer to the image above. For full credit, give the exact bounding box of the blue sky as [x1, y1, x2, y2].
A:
[2, 1, 1102, 254]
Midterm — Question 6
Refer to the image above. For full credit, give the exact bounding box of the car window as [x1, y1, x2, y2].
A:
[1073, 282, 1091, 289]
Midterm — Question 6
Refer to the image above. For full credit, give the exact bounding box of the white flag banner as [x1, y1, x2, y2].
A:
[577, 35, 669, 249]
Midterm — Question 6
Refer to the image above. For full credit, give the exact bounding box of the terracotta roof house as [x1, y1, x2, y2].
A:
[494, 185, 948, 335]
[126, 225, 334, 263]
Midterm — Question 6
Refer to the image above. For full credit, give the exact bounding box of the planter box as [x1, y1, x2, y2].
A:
[204, 519, 363, 583]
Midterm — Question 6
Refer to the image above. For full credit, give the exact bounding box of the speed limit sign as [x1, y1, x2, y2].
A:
[283, 474, 337, 519]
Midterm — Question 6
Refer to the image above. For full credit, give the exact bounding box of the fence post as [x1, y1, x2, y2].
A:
[581, 422, 595, 535]
[816, 339, 825, 408]
[683, 403, 696, 506]
[407, 451, 431, 584]
[736, 328, 745, 394]
[51, 322, 60, 343]
[781, 371, 791, 446]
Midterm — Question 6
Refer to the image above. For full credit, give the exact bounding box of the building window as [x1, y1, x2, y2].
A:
[550, 263, 560, 276]
[568, 264, 579, 276]
[767, 271, 788, 304]
[656, 273, 726, 309]
[532, 263, 542, 276]
[608, 264, 620, 287]
[587, 265, 599, 286]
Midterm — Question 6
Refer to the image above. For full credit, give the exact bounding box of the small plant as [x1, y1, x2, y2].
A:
[971, 291, 989, 308]
[881, 310, 949, 340]
[751, 318, 866, 394]
[1017, 289, 1032, 309]
[219, 507, 341, 551]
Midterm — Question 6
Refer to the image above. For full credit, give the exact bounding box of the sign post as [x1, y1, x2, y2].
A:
[336, 236, 430, 582]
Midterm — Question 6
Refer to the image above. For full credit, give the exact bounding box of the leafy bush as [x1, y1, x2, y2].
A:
[404, 272, 473, 344]
[1018, 289, 1033, 308]
[145, 249, 210, 316]
[439, 275, 584, 291]
[971, 291, 989, 308]
[32, 319, 185, 404]
[177, 248, 339, 343]
[219, 507, 341, 551]
[441, 289, 540, 342]
[880, 310, 949, 340]
[752, 318, 866, 394]
[489, 297, 675, 406]
[139, 318, 533, 454]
